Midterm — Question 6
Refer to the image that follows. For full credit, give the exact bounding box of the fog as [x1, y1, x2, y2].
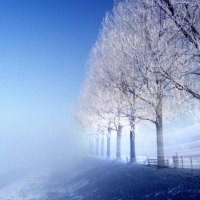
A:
[0, 0, 114, 179]
[0, 125, 85, 174]
[0, 83, 86, 173]
[0, 0, 200, 199]
[0, 72, 86, 174]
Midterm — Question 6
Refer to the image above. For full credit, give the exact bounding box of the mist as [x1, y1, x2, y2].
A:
[0, 0, 113, 176]
[0, 70, 83, 174]
[1, 0, 200, 199]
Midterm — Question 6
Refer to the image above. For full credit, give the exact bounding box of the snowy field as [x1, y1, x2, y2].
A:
[0, 158, 200, 200]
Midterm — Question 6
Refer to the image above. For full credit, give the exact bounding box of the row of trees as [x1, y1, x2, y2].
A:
[76, 0, 200, 167]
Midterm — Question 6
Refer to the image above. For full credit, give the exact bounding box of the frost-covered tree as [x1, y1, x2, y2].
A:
[77, 0, 200, 167]
[87, 35, 129, 159]
[120, 0, 192, 166]
[90, 72, 126, 160]
[88, 3, 140, 162]
[77, 57, 124, 159]
[154, 0, 200, 100]
[93, 0, 193, 166]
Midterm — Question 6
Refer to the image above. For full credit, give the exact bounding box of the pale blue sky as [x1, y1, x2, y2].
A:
[0, 0, 113, 135]
[0, 0, 113, 168]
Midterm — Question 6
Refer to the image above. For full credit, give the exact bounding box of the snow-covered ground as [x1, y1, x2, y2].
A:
[0, 169, 49, 200]
[0, 158, 200, 200]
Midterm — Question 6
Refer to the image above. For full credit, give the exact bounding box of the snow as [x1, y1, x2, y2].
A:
[0, 170, 47, 200]
[0, 158, 199, 199]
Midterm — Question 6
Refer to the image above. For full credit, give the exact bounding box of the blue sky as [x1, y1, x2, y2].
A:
[0, 0, 113, 134]
[0, 0, 113, 166]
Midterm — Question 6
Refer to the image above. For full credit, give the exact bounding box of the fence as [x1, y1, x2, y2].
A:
[170, 155, 200, 169]
[124, 155, 200, 169]
[91, 154, 200, 170]
[142, 155, 200, 169]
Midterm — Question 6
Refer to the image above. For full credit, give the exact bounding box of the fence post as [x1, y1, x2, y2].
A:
[181, 156, 183, 169]
[166, 158, 169, 167]
[126, 156, 129, 163]
[190, 156, 193, 170]
[173, 153, 179, 168]
[173, 156, 177, 168]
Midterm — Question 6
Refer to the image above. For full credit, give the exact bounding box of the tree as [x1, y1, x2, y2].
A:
[87, 28, 129, 160]
[97, 0, 191, 166]
[154, 0, 200, 100]
[77, 0, 200, 167]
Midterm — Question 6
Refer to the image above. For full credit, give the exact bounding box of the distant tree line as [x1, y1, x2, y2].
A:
[76, 0, 200, 167]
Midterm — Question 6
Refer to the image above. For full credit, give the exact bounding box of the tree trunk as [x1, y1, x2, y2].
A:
[156, 121, 165, 167]
[95, 135, 99, 156]
[88, 136, 94, 155]
[107, 128, 111, 158]
[130, 92, 136, 163]
[130, 125, 136, 162]
[101, 134, 104, 157]
[156, 99, 165, 167]
[116, 125, 122, 159]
